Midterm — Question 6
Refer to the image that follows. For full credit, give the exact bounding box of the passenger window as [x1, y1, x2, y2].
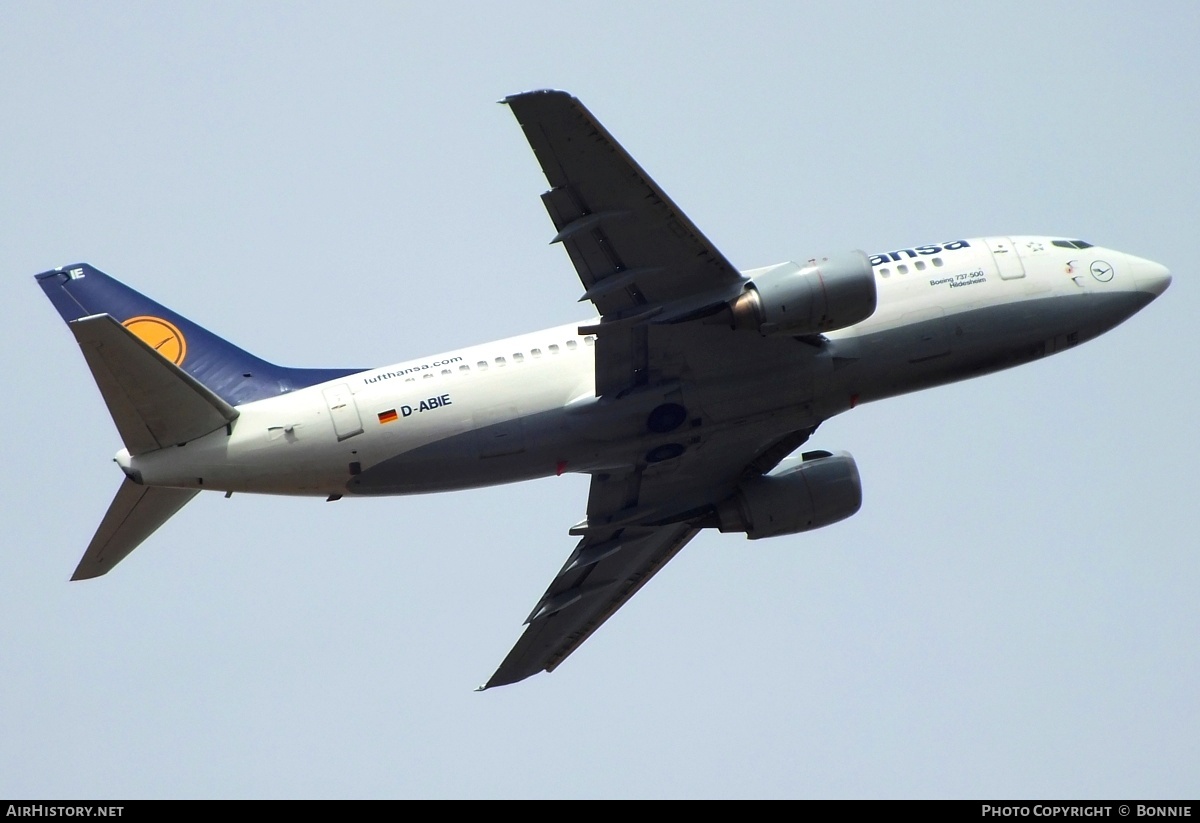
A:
[495, 356, 507, 366]
[531, 348, 542, 357]
[584, 336, 596, 346]
[549, 344, 560, 354]
[477, 361, 489, 371]
[879, 267, 890, 277]
[422, 373, 433, 379]
[932, 258, 944, 268]
[915, 260, 926, 271]
[897, 264, 909, 275]
[513, 352, 524, 363]
[566, 340, 578, 350]
[459, 364, 470, 372]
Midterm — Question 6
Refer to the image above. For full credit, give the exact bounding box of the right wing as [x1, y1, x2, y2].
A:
[483, 518, 700, 690]
[481, 426, 816, 690]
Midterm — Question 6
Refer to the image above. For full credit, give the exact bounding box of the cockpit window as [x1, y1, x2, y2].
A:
[1052, 239, 1094, 250]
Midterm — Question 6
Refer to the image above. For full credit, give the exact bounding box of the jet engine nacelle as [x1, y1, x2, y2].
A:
[716, 451, 862, 539]
[731, 250, 877, 336]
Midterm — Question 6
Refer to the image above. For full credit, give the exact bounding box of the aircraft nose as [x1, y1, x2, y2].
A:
[1127, 254, 1172, 297]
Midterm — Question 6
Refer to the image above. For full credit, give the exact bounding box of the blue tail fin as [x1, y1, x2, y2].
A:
[37, 263, 361, 405]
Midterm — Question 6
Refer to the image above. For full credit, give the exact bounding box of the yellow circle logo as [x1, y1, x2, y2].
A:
[122, 316, 187, 365]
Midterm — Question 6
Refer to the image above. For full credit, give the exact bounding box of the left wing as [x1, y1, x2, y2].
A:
[503, 89, 743, 319]
[504, 90, 747, 398]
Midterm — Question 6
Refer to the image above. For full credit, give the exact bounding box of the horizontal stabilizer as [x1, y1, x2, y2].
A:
[69, 314, 239, 455]
[73, 477, 199, 580]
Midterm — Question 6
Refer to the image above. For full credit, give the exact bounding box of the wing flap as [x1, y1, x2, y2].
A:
[69, 314, 239, 455]
[72, 477, 199, 580]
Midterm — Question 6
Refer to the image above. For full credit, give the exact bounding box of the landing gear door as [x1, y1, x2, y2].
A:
[323, 383, 364, 441]
[988, 236, 1026, 280]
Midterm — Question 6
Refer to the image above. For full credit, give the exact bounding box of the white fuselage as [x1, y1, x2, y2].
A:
[118, 236, 1169, 498]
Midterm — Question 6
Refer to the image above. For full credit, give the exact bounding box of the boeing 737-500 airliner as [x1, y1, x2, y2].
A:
[36, 90, 1171, 689]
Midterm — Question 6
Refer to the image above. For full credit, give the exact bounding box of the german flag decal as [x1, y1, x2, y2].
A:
[378, 409, 399, 424]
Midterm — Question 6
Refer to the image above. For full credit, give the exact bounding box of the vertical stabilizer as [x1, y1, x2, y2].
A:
[73, 478, 199, 580]
[37, 263, 360, 405]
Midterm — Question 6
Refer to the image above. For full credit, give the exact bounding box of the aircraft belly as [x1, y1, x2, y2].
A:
[845, 291, 1154, 404]
[643, 322, 828, 429]
[347, 405, 585, 495]
[686, 368, 822, 433]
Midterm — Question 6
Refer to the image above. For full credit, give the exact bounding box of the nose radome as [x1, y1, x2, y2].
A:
[1127, 254, 1172, 297]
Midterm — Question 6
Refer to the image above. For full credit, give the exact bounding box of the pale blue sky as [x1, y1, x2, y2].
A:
[2, 1, 1196, 798]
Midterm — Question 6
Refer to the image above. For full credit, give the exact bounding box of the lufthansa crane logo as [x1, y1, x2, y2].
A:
[122, 316, 187, 365]
[1089, 260, 1114, 282]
